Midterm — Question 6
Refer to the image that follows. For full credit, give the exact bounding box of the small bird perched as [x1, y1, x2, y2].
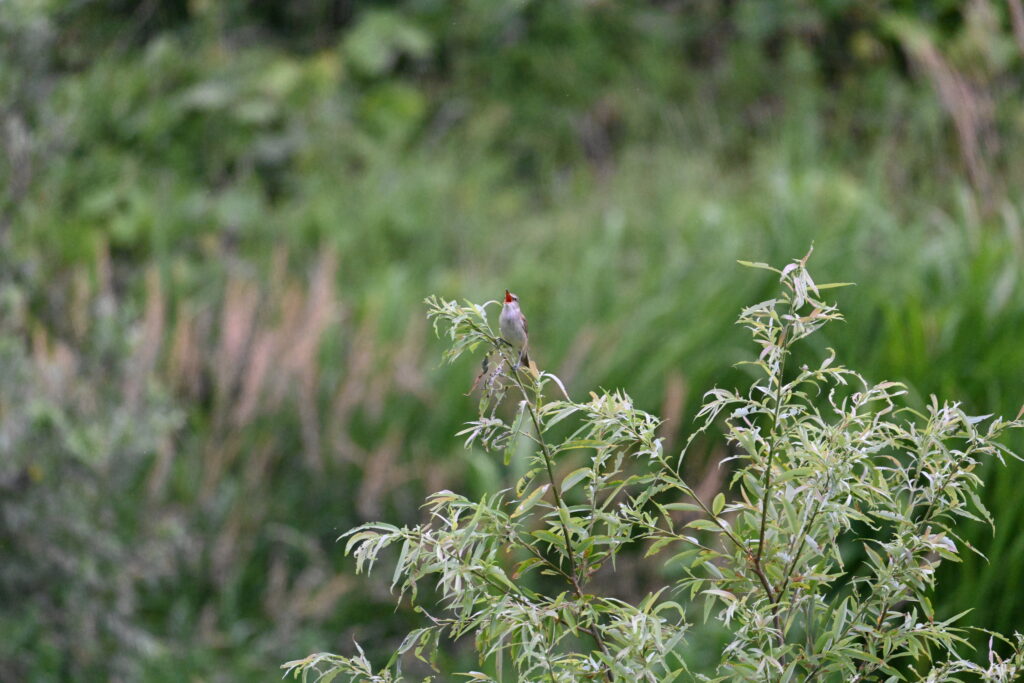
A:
[499, 289, 529, 367]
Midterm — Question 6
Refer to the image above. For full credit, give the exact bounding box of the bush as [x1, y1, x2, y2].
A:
[285, 253, 1024, 681]
[0, 273, 186, 680]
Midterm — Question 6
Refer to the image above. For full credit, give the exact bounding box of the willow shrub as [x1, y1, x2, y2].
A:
[285, 253, 1024, 682]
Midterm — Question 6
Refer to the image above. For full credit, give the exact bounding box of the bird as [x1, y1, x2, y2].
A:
[499, 289, 530, 368]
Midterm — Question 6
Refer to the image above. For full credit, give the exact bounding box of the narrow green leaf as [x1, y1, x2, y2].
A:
[344, 530, 377, 555]
[512, 557, 543, 579]
[661, 502, 703, 513]
[392, 539, 410, 588]
[557, 438, 607, 451]
[645, 537, 674, 558]
[737, 260, 781, 273]
[712, 492, 725, 516]
[512, 484, 550, 517]
[774, 466, 815, 484]
[561, 467, 593, 494]
[503, 404, 526, 466]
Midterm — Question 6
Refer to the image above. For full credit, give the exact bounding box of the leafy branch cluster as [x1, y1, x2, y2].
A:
[286, 254, 1024, 682]
[625, 252, 1024, 680]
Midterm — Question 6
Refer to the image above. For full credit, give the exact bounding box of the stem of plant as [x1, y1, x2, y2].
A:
[753, 331, 788, 649]
[755, 340, 788, 567]
[505, 353, 613, 679]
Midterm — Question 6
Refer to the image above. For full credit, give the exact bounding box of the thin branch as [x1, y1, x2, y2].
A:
[755, 339, 788, 566]
[508, 364, 584, 590]
[503, 350, 614, 679]
[752, 330, 790, 649]
[777, 488, 826, 601]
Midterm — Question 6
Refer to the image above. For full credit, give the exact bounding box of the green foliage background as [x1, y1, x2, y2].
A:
[2, 0, 1024, 679]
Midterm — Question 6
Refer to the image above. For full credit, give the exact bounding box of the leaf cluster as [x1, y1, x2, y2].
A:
[287, 256, 1024, 682]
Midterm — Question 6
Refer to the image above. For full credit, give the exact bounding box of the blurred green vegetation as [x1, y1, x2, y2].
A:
[2, 0, 1024, 679]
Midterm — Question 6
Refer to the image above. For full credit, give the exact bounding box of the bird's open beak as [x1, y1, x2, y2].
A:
[504, 290, 513, 303]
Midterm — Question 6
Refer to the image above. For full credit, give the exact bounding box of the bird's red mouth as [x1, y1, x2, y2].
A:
[505, 289, 513, 303]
